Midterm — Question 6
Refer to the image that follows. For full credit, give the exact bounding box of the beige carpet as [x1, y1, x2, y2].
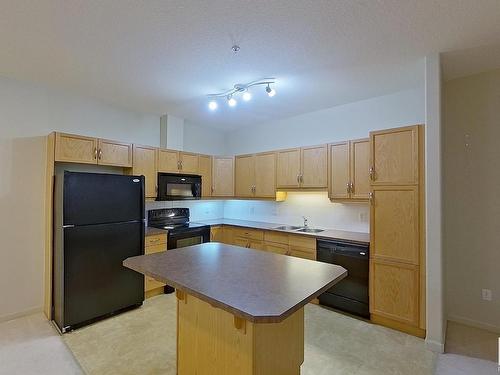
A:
[64, 294, 437, 375]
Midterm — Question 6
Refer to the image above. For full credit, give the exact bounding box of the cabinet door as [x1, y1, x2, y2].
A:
[301, 145, 327, 188]
[249, 240, 264, 251]
[329, 142, 350, 199]
[371, 186, 419, 264]
[350, 138, 370, 199]
[370, 260, 419, 326]
[198, 155, 212, 197]
[288, 246, 316, 260]
[235, 154, 255, 197]
[370, 126, 420, 185]
[263, 242, 289, 255]
[55, 133, 97, 164]
[276, 148, 301, 188]
[158, 149, 179, 173]
[210, 226, 224, 242]
[97, 139, 132, 167]
[133, 145, 157, 198]
[212, 157, 234, 197]
[255, 152, 276, 198]
[233, 237, 249, 248]
[180, 152, 199, 174]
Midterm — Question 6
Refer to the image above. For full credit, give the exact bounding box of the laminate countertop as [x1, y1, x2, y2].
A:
[192, 218, 370, 245]
[124, 242, 347, 323]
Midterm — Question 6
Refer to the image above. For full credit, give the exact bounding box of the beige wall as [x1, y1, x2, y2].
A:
[443, 68, 500, 332]
[0, 76, 160, 321]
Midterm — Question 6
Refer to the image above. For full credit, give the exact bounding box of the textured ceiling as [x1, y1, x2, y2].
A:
[1, 0, 500, 130]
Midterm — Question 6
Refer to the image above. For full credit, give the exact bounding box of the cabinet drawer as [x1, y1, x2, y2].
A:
[145, 276, 165, 292]
[264, 231, 289, 245]
[145, 234, 166, 247]
[145, 243, 166, 255]
[233, 237, 250, 248]
[249, 240, 264, 251]
[289, 246, 316, 260]
[264, 242, 289, 255]
[232, 227, 264, 241]
[288, 235, 316, 249]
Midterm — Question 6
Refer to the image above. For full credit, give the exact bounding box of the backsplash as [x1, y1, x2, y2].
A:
[224, 192, 369, 233]
[146, 192, 369, 233]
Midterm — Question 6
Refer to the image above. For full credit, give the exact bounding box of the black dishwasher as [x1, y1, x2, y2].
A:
[317, 239, 370, 318]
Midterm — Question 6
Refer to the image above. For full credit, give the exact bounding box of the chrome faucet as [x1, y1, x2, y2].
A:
[302, 216, 309, 228]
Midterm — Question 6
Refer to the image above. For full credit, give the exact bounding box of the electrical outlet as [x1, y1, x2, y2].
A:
[482, 289, 492, 301]
[359, 212, 368, 222]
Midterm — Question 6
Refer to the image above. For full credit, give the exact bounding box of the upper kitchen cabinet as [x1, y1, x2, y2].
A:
[198, 154, 212, 198]
[212, 156, 234, 197]
[54, 132, 132, 167]
[235, 152, 277, 198]
[132, 145, 157, 199]
[276, 145, 327, 189]
[329, 138, 369, 201]
[370, 125, 420, 185]
[158, 150, 199, 174]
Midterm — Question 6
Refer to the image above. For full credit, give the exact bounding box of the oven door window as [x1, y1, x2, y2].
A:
[166, 183, 194, 198]
[176, 236, 203, 248]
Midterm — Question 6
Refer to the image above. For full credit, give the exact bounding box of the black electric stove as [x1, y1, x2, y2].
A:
[148, 208, 210, 249]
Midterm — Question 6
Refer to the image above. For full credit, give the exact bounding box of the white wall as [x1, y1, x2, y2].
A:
[443, 68, 500, 333]
[0, 76, 160, 321]
[424, 54, 445, 353]
[224, 192, 369, 233]
[225, 88, 425, 154]
[145, 200, 225, 223]
[183, 121, 227, 155]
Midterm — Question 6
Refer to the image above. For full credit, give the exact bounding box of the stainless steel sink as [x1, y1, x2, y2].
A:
[296, 228, 325, 233]
[273, 225, 302, 231]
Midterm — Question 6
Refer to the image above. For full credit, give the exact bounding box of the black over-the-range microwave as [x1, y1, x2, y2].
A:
[157, 173, 202, 201]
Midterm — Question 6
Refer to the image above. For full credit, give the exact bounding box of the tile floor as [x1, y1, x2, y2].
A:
[0, 294, 498, 375]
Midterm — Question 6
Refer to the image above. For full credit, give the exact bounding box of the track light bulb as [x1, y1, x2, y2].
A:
[266, 84, 276, 97]
[242, 91, 252, 101]
[227, 96, 237, 107]
[208, 100, 218, 111]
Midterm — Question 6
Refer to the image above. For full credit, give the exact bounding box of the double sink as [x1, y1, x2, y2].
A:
[272, 225, 325, 233]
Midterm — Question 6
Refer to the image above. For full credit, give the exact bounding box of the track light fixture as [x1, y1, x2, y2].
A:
[207, 78, 276, 111]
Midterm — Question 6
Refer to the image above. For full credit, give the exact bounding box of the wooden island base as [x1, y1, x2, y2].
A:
[176, 291, 305, 375]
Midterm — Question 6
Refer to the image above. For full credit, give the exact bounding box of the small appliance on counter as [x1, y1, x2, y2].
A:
[316, 239, 370, 319]
[157, 173, 202, 201]
[148, 208, 210, 250]
[53, 172, 145, 333]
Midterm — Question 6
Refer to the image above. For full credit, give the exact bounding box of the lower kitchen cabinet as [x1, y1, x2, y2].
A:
[210, 225, 223, 242]
[144, 233, 167, 298]
[263, 242, 289, 255]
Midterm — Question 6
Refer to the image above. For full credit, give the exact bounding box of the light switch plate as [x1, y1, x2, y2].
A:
[482, 289, 492, 301]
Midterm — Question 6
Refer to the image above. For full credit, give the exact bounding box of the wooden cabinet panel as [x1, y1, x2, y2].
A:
[97, 139, 132, 167]
[301, 145, 327, 188]
[289, 246, 316, 260]
[133, 145, 157, 198]
[145, 234, 166, 247]
[55, 133, 97, 164]
[212, 157, 234, 197]
[371, 186, 419, 264]
[232, 227, 264, 241]
[264, 231, 289, 245]
[249, 240, 264, 251]
[276, 148, 301, 188]
[158, 149, 179, 173]
[329, 142, 350, 199]
[233, 237, 249, 248]
[350, 139, 370, 199]
[145, 276, 165, 291]
[198, 155, 212, 197]
[235, 154, 255, 197]
[210, 226, 223, 242]
[264, 242, 289, 255]
[370, 126, 419, 185]
[254, 152, 276, 198]
[288, 235, 316, 249]
[145, 243, 167, 254]
[180, 152, 199, 174]
[370, 260, 419, 326]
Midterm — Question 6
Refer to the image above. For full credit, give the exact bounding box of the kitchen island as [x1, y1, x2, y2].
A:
[124, 242, 347, 375]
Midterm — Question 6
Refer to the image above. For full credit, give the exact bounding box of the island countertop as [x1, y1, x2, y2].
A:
[124, 242, 347, 323]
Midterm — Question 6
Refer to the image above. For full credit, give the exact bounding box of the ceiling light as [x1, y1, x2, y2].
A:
[266, 84, 276, 97]
[227, 95, 237, 107]
[242, 91, 252, 101]
[208, 100, 218, 111]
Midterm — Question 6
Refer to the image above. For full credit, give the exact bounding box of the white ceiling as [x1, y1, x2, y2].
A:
[1, 1, 500, 130]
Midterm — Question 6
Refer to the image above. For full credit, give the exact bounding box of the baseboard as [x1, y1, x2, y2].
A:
[0, 306, 42, 323]
[425, 338, 445, 353]
[448, 314, 500, 334]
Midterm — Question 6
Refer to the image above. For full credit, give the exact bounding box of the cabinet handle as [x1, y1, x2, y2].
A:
[369, 166, 375, 181]
[369, 192, 374, 205]
[297, 174, 300, 184]
[350, 182, 354, 193]
[180, 160, 183, 170]
[300, 174, 304, 183]
[94, 148, 98, 159]
[98, 149, 102, 160]
[346, 182, 350, 193]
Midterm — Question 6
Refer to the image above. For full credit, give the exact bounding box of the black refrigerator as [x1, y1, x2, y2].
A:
[53, 171, 145, 333]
